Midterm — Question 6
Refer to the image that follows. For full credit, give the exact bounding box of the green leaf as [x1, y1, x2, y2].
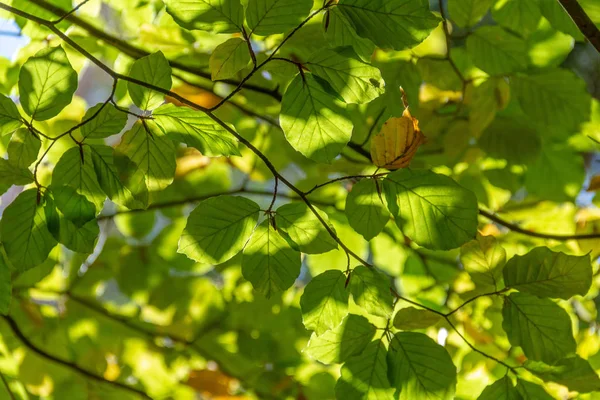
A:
[0, 158, 34, 186]
[0, 189, 57, 271]
[246, 0, 313, 36]
[7, 128, 40, 169]
[349, 266, 393, 318]
[524, 145, 585, 202]
[460, 234, 506, 291]
[466, 26, 528, 75]
[306, 47, 385, 104]
[116, 121, 176, 192]
[89, 144, 147, 210]
[18, 46, 78, 121]
[479, 117, 541, 165]
[387, 332, 457, 400]
[275, 202, 338, 254]
[335, 339, 395, 400]
[178, 195, 260, 264]
[209, 38, 251, 81]
[337, 0, 441, 51]
[304, 314, 376, 364]
[512, 69, 591, 132]
[0, 94, 22, 135]
[393, 307, 442, 330]
[300, 270, 349, 335]
[128, 51, 172, 111]
[502, 292, 576, 363]
[324, 7, 375, 61]
[383, 169, 478, 250]
[241, 220, 301, 298]
[477, 376, 520, 400]
[525, 356, 600, 393]
[492, 0, 542, 37]
[164, 0, 243, 33]
[448, 0, 495, 28]
[515, 379, 554, 400]
[152, 104, 240, 157]
[280, 73, 353, 163]
[345, 179, 389, 241]
[51, 146, 106, 212]
[0, 248, 11, 315]
[51, 185, 96, 228]
[538, 0, 584, 40]
[503, 247, 592, 299]
[80, 103, 128, 139]
[44, 195, 99, 254]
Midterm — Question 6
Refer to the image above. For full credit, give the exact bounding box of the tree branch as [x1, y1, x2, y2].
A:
[26, 0, 282, 101]
[479, 209, 600, 240]
[558, 0, 600, 53]
[1, 315, 152, 399]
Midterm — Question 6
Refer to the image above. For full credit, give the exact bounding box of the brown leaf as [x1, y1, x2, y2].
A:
[370, 108, 425, 169]
[587, 175, 600, 192]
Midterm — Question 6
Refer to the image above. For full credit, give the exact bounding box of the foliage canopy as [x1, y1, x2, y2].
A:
[0, 0, 599, 399]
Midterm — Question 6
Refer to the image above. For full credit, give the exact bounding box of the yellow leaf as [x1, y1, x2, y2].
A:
[370, 108, 425, 169]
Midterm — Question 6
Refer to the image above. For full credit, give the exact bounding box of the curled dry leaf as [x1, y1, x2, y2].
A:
[370, 108, 425, 169]
[587, 175, 600, 192]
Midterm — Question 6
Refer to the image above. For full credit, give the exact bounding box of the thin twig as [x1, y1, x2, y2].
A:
[51, 0, 90, 24]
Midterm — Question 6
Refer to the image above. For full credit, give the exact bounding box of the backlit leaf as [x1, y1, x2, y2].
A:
[18, 46, 78, 121]
[300, 270, 349, 335]
[178, 195, 260, 264]
[128, 51, 172, 111]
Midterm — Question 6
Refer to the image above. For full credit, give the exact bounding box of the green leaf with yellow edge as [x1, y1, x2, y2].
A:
[246, 0, 313, 36]
[306, 47, 385, 104]
[1, 189, 57, 271]
[383, 169, 478, 250]
[241, 220, 301, 298]
[335, 339, 395, 400]
[502, 292, 576, 364]
[0, 94, 22, 135]
[503, 247, 592, 299]
[128, 51, 172, 111]
[393, 307, 442, 330]
[18, 46, 78, 121]
[478, 376, 520, 400]
[525, 356, 600, 393]
[209, 38, 251, 81]
[280, 73, 353, 163]
[275, 202, 338, 254]
[152, 104, 241, 157]
[460, 234, 506, 291]
[178, 195, 260, 264]
[7, 128, 40, 169]
[165, 0, 244, 33]
[345, 179, 389, 241]
[349, 266, 393, 318]
[337, 0, 441, 51]
[387, 332, 457, 400]
[300, 270, 349, 335]
[80, 103, 128, 139]
[304, 314, 376, 364]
